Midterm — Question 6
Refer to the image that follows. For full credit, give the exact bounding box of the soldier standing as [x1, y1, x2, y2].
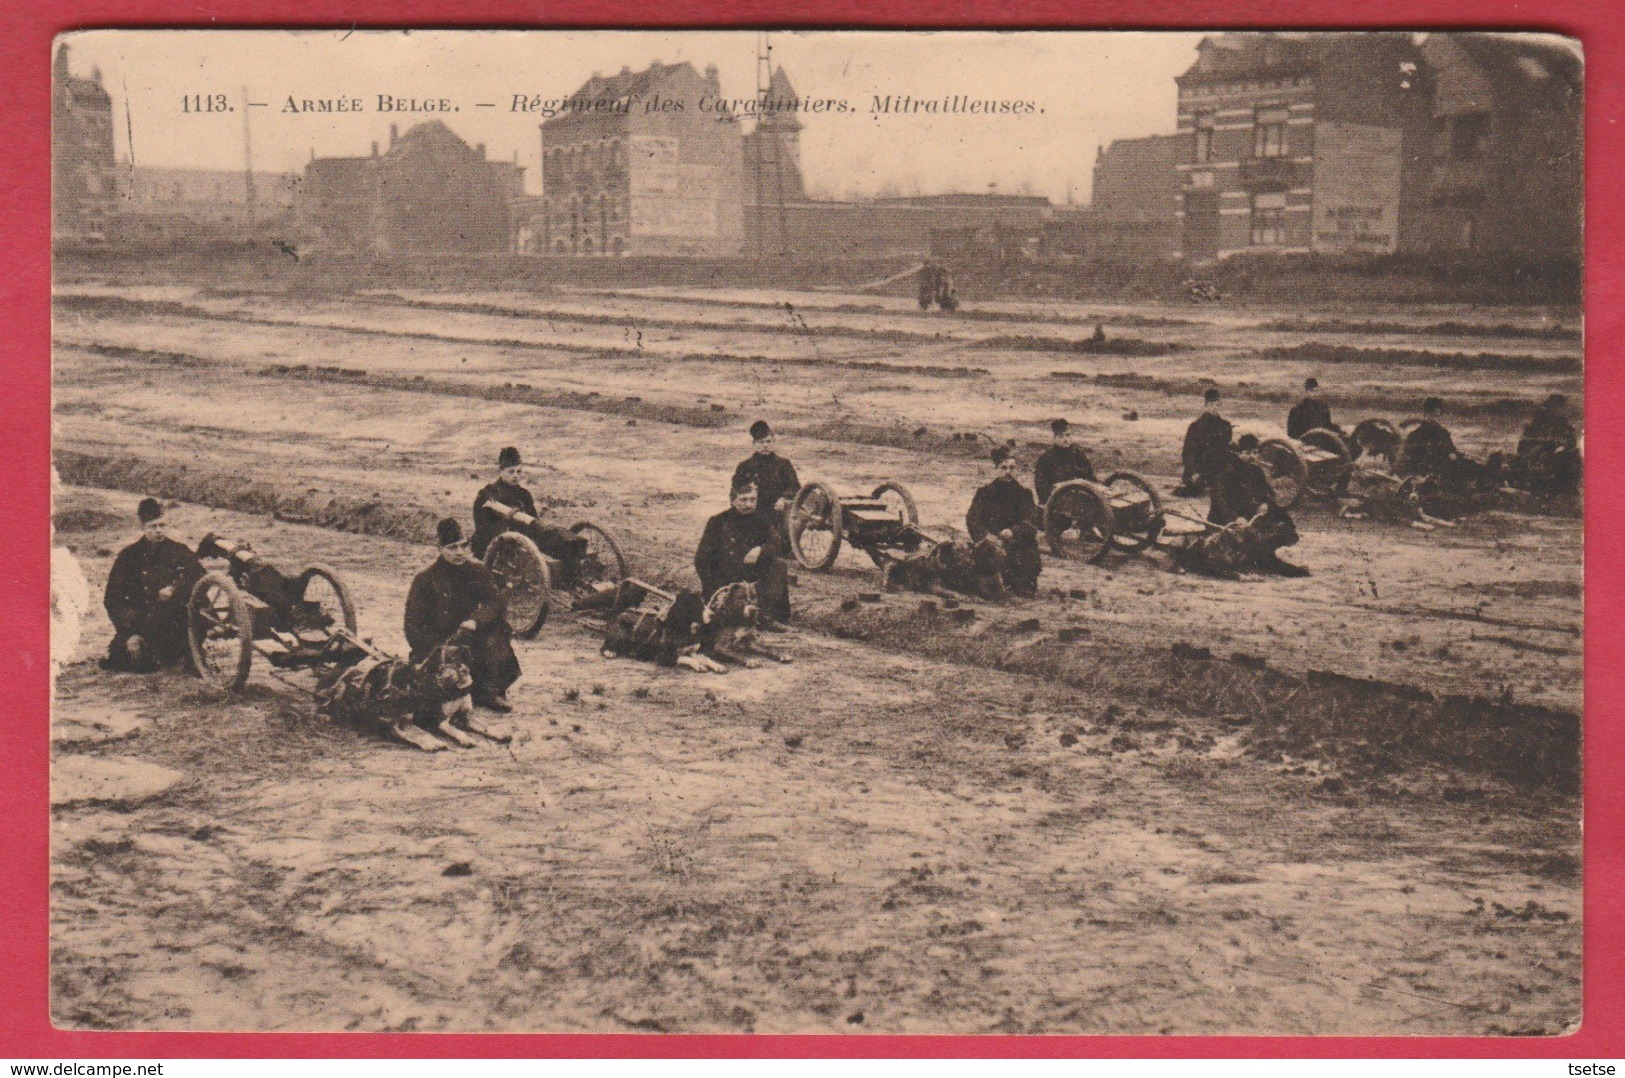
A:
[1287, 377, 1335, 440]
[101, 497, 205, 672]
[730, 421, 800, 543]
[471, 446, 589, 588]
[1179, 388, 1234, 495]
[695, 479, 792, 627]
[967, 446, 1043, 597]
[405, 517, 520, 712]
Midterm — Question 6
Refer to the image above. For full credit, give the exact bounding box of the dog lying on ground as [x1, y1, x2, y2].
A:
[1338, 468, 1457, 530]
[880, 535, 1008, 600]
[1169, 507, 1304, 581]
[315, 642, 508, 751]
[591, 580, 790, 673]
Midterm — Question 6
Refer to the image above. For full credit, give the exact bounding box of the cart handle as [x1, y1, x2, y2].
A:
[487, 501, 539, 529]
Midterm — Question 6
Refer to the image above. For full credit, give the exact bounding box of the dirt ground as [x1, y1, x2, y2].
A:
[50, 279, 1583, 1035]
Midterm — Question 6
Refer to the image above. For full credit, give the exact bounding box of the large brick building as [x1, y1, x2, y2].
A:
[537, 62, 745, 256]
[52, 44, 117, 242]
[1415, 33, 1582, 259]
[299, 121, 521, 253]
[1175, 32, 1431, 261]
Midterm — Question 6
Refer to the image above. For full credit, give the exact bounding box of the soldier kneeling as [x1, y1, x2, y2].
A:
[881, 530, 1008, 600]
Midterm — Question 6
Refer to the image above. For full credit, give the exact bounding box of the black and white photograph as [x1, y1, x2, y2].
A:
[49, 28, 1583, 1035]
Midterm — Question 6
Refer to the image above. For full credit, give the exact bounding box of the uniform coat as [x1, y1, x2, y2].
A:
[1402, 419, 1460, 478]
[1208, 453, 1278, 526]
[404, 556, 519, 698]
[1182, 411, 1234, 487]
[1286, 396, 1334, 440]
[966, 475, 1042, 597]
[694, 507, 791, 624]
[1033, 444, 1096, 504]
[103, 536, 205, 671]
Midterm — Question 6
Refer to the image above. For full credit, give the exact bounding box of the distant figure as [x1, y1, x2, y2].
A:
[1092, 321, 1107, 344]
[101, 498, 205, 673]
[935, 270, 958, 312]
[1287, 377, 1337, 440]
[967, 446, 1042, 597]
[918, 262, 941, 310]
[1178, 388, 1233, 496]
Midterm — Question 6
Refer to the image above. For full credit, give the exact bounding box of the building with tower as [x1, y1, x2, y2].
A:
[742, 66, 806, 256]
[52, 43, 117, 242]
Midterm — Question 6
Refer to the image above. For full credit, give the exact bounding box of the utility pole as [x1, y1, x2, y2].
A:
[242, 86, 257, 230]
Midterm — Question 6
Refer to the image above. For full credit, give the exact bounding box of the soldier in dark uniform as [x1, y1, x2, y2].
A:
[695, 480, 793, 627]
[1033, 418, 1097, 553]
[405, 517, 520, 712]
[967, 446, 1043, 597]
[1401, 396, 1495, 493]
[101, 498, 206, 673]
[1512, 393, 1581, 495]
[1287, 377, 1337, 440]
[731, 421, 801, 543]
[1208, 434, 1308, 577]
[918, 261, 940, 310]
[471, 446, 589, 588]
[1179, 388, 1234, 496]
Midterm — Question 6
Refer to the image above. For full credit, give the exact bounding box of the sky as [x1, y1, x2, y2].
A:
[61, 29, 1208, 203]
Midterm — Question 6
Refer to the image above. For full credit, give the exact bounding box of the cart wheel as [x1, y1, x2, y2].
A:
[1351, 418, 1403, 467]
[871, 481, 919, 526]
[485, 531, 552, 638]
[787, 482, 844, 571]
[1258, 438, 1308, 509]
[1300, 428, 1354, 496]
[1044, 479, 1114, 563]
[298, 563, 358, 634]
[188, 571, 254, 692]
[1103, 471, 1164, 553]
[569, 521, 629, 587]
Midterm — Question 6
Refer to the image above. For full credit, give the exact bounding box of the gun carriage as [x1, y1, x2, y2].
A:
[1042, 471, 1164, 563]
[784, 480, 924, 573]
[479, 502, 629, 637]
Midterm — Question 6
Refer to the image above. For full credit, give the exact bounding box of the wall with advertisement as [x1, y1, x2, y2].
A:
[1311, 121, 1403, 254]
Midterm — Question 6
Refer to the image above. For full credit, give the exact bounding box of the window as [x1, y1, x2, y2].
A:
[1451, 112, 1492, 160]
[1251, 192, 1286, 246]
[1189, 171, 1214, 188]
[1253, 107, 1289, 159]
[1193, 113, 1215, 164]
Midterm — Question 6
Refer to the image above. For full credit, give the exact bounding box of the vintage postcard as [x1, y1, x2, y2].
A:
[49, 29, 1582, 1035]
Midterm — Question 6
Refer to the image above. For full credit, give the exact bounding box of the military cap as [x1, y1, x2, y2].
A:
[1544, 393, 1568, 410]
[749, 420, 772, 440]
[1235, 433, 1260, 452]
[436, 517, 466, 546]
[991, 445, 1013, 466]
[1051, 418, 1070, 435]
[137, 497, 164, 523]
[1204, 388, 1221, 404]
[498, 446, 522, 469]
[1423, 396, 1444, 415]
[1305, 377, 1319, 391]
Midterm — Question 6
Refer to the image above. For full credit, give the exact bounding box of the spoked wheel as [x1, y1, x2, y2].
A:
[871, 481, 919, 526]
[188, 571, 254, 692]
[569, 521, 629, 588]
[484, 531, 552, 638]
[1103, 471, 1164, 553]
[1044, 479, 1114, 563]
[787, 482, 844, 571]
[1299, 428, 1354, 498]
[1258, 438, 1308, 510]
[298, 564, 358, 635]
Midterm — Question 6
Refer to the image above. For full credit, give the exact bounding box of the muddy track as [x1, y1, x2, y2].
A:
[1253, 342, 1579, 375]
[53, 448, 1579, 794]
[1260, 317, 1582, 342]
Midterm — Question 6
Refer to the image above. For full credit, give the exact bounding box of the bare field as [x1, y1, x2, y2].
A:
[50, 281, 1583, 1034]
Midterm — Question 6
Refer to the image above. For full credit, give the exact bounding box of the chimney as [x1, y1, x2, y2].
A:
[705, 63, 720, 89]
[371, 141, 379, 157]
[620, 65, 631, 77]
[476, 142, 486, 159]
[389, 123, 399, 147]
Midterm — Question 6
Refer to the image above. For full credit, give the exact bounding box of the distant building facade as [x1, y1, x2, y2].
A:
[117, 166, 299, 237]
[742, 67, 807, 256]
[1039, 134, 1182, 261]
[52, 44, 117, 241]
[1175, 32, 1431, 261]
[538, 62, 745, 256]
[300, 121, 522, 253]
[1415, 33, 1582, 259]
